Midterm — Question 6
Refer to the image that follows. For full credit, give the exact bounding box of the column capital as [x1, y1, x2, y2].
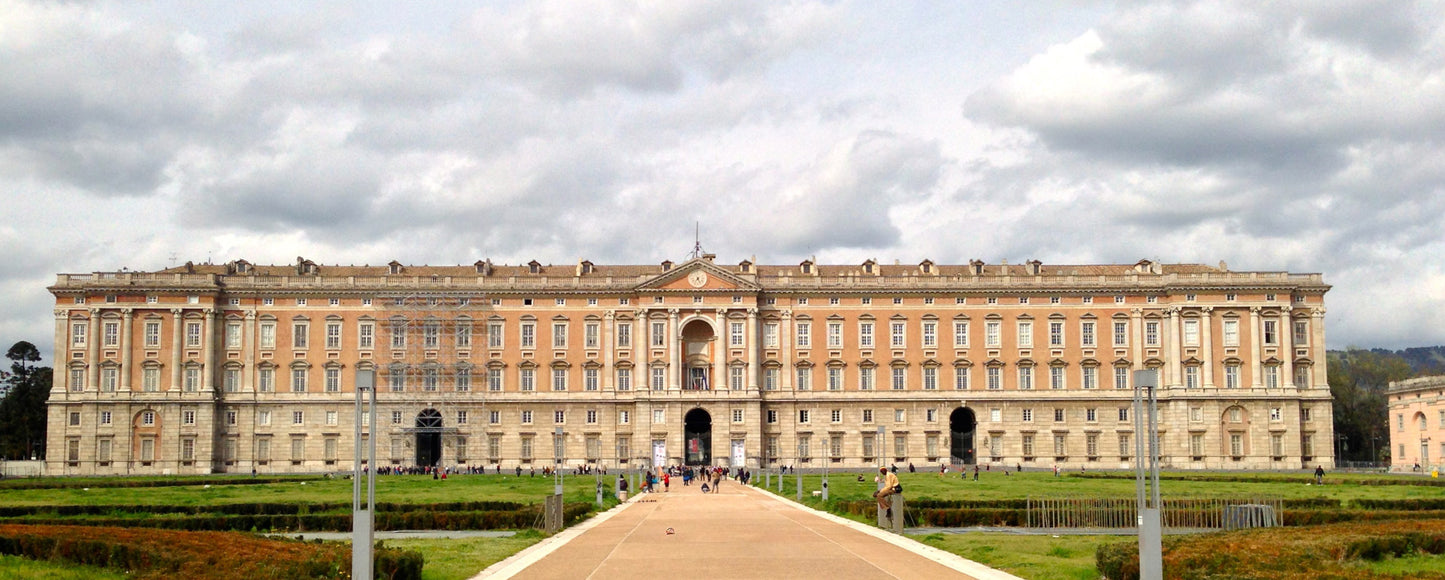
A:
[1130, 308, 1143, 315]
[54, 309, 68, 319]
[1249, 306, 1262, 313]
[781, 310, 793, 319]
[1310, 308, 1327, 318]
[667, 308, 680, 317]
[245, 310, 257, 320]
[603, 310, 615, 320]
[746, 308, 759, 316]
[171, 308, 185, 316]
[1281, 305, 1293, 313]
[121, 307, 134, 316]
[1200, 306, 1214, 314]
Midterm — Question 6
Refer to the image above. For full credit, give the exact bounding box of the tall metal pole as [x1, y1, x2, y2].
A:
[1134, 369, 1162, 580]
[352, 368, 377, 580]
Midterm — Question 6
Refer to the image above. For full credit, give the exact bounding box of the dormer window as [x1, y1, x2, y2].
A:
[920, 260, 933, 274]
[578, 260, 594, 275]
[474, 260, 492, 275]
[661, 260, 673, 272]
[388, 261, 403, 275]
[528, 260, 543, 274]
[862, 259, 876, 274]
[1027, 260, 1042, 275]
[970, 259, 985, 275]
[800, 260, 813, 275]
[739, 260, 753, 274]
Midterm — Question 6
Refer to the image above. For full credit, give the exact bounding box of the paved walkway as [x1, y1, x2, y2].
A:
[474, 480, 1019, 580]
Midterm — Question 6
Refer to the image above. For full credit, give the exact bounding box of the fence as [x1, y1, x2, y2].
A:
[0, 460, 45, 478]
[1025, 496, 1282, 531]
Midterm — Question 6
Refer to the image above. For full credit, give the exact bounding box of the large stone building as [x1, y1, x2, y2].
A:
[47, 256, 1333, 475]
[1388, 375, 1445, 471]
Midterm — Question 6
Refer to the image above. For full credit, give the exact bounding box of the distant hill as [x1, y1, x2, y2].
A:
[1331, 345, 1445, 376]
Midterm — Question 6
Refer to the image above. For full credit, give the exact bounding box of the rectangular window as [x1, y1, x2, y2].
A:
[1294, 366, 1310, 388]
[764, 323, 779, 347]
[863, 409, 874, 423]
[71, 321, 87, 347]
[1081, 321, 1096, 347]
[1114, 367, 1129, 390]
[1113, 321, 1128, 346]
[99, 321, 118, 347]
[827, 367, 843, 391]
[187, 322, 203, 348]
[986, 321, 1001, 347]
[390, 320, 406, 349]
[1183, 319, 1199, 346]
[798, 409, 810, 423]
[291, 367, 307, 392]
[1049, 321, 1064, 347]
[584, 322, 599, 348]
[1082, 366, 1097, 390]
[729, 366, 745, 390]
[888, 321, 905, 348]
[859, 322, 874, 348]
[827, 321, 843, 348]
[144, 321, 161, 347]
[456, 367, 471, 392]
[767, 410, 778, 424]
[616, 323, 631, 348]
[1119, 434, 1131, 457]
[1294, 320, 1309, 345]
[923, 367, 937, 390]
[293, 410, 305, 425]
[223, 368, 240, 392]
[1230, 434, 1243, 456]
[954, 321, 969, 346]
[100, 367, 117, 392]
[764, 367, 779, 391]
[325, 367, 340, 392]
[1050, 366, 1065, 389]
[651, 322, 666, 347]
[488, 323, 504, 348]
[730, 322, 745, 347]
[1263, 320, 1278, 345]
[520, 437, 533, 460]
[1185, 366, 1199, 388]
[1264, 366, 1279, 388]
[987, 367, 1001, 390]
[584, 368, 598, 391]
[796, 367, 811, 391]
[891, 367, 906, 390]
[521, 323, 536, 348]
[184, 367, 201, 392]
[1022, 408, 1033, 422]
[552, 323, 568, 349]
[520, 368, 535, 391]
[1022, 434, 1034, 457]
[422, 321, 440, 349]
[321, 322, 339, 349]
[893, 435, 906, 458]
[457, 322, 473, 348]
[796, 322, 811, 347]
[954, 367, 969, 390]
[552, 368, 567, 391]
[616, 368, 631, 391]
[1191, 434, 1204, 457]
[1225, 365, 1240, 389]
[359, 323, 374, 349]
[922, 321, 937, 347]
[1145, 321, 1160, 346]
[1017, 322, 1032, 347]
[1223, 319, 1239, 346]
[651, 367, 666, 391]
[1018, 366, 1033, 390]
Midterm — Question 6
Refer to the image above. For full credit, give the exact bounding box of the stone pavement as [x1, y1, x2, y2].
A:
[474, 478, 1020, 580]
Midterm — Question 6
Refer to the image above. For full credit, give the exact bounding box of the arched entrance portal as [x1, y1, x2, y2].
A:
[684, 408, 712, 466]
[681, 319, 717, 390]
[416, 409, 443, 467]
[950, 407, 977, 465]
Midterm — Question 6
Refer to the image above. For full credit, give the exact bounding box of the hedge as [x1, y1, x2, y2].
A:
[1096, 519, 1445, 580]
[0, 476, 325, 491]
[0, 503, 594, 533]
[0, 500, 528, 518]
[0, 524, 422, 580]
[1070, 471, 1445, 487]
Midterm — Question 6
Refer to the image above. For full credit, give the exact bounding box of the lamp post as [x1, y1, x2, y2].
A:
[351, 368, 377, 580]
[554, 427, 565, 496]
[1336, 433, 1348, 466]
[1133, 369, 1162, 580]
[1371, 435, 1380, 468]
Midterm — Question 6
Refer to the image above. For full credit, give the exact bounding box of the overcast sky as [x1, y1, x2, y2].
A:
[3, 0, 1444, 361]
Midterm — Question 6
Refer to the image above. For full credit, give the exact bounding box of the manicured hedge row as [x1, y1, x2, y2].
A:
[0, 524, 422, 580]
[0, 500, 528, 518]
[1070, 471, 1445, 487]
[1096, 519, 1445, 580]
[1282, 509, 1445, 526]
[0, 503, 594, 533]
[0, 476, 324, 490]
[1351, 498, 1445, 511]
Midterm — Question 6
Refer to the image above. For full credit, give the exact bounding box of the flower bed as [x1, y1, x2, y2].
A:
[0, 524, 422, 580]
[1096, 519, 1445, 580]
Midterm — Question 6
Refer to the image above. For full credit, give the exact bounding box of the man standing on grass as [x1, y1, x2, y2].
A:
[874, 466, 901, 520]
[1315, 465, 1325, 484]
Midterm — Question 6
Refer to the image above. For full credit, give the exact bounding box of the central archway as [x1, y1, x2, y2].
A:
[684, 408, 712, 466]
[950, 407, 977, 465]
[415, 409, 443, 467]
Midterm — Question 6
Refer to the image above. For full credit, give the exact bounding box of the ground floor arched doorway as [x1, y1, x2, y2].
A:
[684, 408, 712, 466]
[950, 407, 976, 465]
[416, 409, 443, 467]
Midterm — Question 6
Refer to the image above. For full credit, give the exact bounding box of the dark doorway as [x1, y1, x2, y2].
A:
[684, 408, 712, 466]
[950, 407, 977, 465]
[416, 409, 443, 467]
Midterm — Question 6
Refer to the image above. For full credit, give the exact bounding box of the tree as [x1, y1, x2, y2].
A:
[1328, 348, 1414, 463]
[0, 341, 51, 460]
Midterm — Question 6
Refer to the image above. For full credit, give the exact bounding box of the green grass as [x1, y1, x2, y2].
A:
[0, 554, 127, 580]
[384, 532, 544, 580]
[0, 473, 622, 508]
[761, 470, 1445, 508]
[1345, 552, 1445, 576]
[917, 532, 1118, 580]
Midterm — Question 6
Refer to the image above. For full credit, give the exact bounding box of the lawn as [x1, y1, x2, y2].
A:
[916, 532, 1121, 580]
[760, 469, 1445, 508]
[0, 554, 127, 580]
[0, 472, 625, 508]
[384, 533, 544, 580]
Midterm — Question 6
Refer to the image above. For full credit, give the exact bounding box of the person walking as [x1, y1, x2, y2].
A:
[1314, 465, 1325, 484]
[874, 466, 901, 520]
[973, 464, 980, 481]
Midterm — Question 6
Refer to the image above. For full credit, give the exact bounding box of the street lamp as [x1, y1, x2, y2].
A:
[352, 368, 377, 580]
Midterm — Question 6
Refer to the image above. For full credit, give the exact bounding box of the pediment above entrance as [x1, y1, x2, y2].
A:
[636, 259, 760, 292]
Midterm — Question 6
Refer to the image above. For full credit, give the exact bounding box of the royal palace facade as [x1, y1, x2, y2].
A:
[47, 256, 1333, 475]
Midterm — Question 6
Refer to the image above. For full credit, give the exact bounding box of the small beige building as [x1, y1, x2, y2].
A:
[1388, 375, 1445, 471]
[46, 256, 1334, 475]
